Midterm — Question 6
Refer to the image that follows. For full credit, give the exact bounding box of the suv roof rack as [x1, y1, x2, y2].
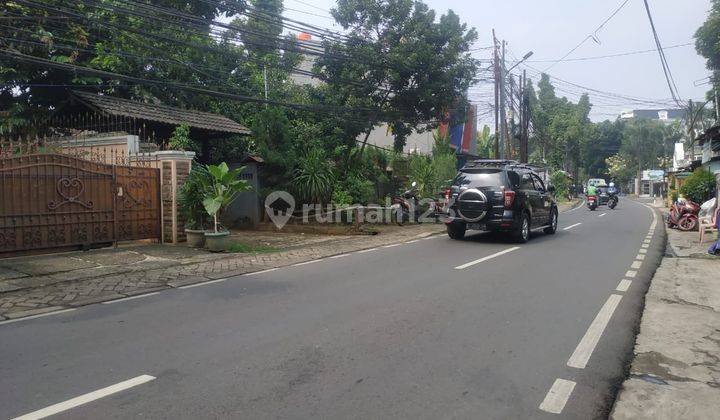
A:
[462, 159, 519, 169]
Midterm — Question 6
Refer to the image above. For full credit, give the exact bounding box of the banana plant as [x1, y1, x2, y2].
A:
[202, 162, 251, 233]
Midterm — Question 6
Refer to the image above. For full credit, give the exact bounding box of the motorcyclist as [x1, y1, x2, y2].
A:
[608, 182, 618, 195]
[586, 183, 598, 196]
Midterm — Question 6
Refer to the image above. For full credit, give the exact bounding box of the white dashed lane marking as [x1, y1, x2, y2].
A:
[563, 223, 582, 231]
[625, 270, 637, 278]
[567, 294, 623, 369]
[12, 375, 156, 420]
[539, 378, 576, 414]
[454, 247, 521, 270]
[616, 279, 632, 292]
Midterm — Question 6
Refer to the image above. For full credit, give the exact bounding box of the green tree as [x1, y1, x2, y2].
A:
[695, 0, 720, 100]
[620, 119, 666, 185]
[605, 154, 635, 188]
[317, 0, 479, 151]
[527, 74, 594, 180]
[476, 125, 494, 158]
[1, 0, 244, 135]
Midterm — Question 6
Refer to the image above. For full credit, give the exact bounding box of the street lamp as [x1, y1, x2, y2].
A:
[506, 51, 533, 74]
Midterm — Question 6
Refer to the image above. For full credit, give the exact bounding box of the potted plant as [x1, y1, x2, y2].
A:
[179, 164, 212, 247]
[203, 162, 251, 252]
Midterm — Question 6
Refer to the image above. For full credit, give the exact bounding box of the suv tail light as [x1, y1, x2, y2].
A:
[503, 190, 515, 209]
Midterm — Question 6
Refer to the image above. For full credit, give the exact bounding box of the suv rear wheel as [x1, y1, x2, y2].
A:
[513, 213, 530, 243]
[544, 208, 558, 234]
[447, 223, 466, 240]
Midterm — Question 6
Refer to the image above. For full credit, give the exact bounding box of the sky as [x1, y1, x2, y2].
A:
[274, 0, 713, 124]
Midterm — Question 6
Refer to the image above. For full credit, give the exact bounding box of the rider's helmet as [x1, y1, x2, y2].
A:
[609, 182, 615, 187]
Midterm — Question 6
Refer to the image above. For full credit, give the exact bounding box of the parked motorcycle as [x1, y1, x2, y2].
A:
[392, 181, 420, 225]
[668, 200, 700, 231]
[587, 194, 598, 211]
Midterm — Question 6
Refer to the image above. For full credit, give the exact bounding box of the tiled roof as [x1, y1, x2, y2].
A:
[72, 91, 251, 135]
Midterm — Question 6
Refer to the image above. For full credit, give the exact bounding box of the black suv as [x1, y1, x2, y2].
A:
[444, 160, 558, 243]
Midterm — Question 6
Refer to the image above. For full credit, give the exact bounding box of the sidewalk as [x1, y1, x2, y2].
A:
[611, 202, 720, 419]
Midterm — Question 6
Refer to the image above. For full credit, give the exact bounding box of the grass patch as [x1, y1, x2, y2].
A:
[227, 241, 280, 253]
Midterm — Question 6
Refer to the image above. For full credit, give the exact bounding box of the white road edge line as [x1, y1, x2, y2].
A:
[567, 294, 623, 369]
[625, 270, 637, 278]
[405, 239, 420, 244]
[357, 248, 378, 253]
[243, 268, 278, 276]
[329, 254, 350, 259]
[102, 292, 160, 304]
[563, 223, 582, 231]
[636, 254, 646, 261]
[12, 374, 156, 420]
[179, 278, 228, 289]
[616, 279, 632, 292]
[293, 259, 323, 266]
[538, 378, 576, 414]
[631, 260, 642, 269]
[0, 308, 76, 326]
[382, 243, 401, 248]
[639, 248, 647, 254]
[641, 244, 649, 249]
[598, 213, 607, 217]
[454, 247, 520, 270]
[564, 200, 585, 213]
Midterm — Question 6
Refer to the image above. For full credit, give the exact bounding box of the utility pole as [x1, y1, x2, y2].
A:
[520, 69, 529, 163]
[493, 30, 500, 159]
[715, 87, 719, 122]
[499, 40, 507, 160]
[263, 65, 269, 104]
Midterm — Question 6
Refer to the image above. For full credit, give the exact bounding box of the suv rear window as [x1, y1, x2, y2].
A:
[453, 169, 506, 188]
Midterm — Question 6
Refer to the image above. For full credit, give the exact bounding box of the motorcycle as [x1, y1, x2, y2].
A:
[587, 194, 598, 211]
[392, 181, 420, 226]
[608, 191, 619, 209]
[668, 200, 700, 231]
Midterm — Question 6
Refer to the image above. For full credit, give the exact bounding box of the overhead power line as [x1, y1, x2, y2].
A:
[544, 0, 631, 71]
[642, 0, 682, 106]
[527, 42, 693, 63]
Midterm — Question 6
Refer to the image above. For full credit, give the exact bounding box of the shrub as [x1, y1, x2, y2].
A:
[291, 147, 335, 204]
[202, 162, 252, 233]
[550, 171, 571, 201]
[179, 164, 213, 229]
[679, 168, 716, 203]
[331, 187, 353, 207]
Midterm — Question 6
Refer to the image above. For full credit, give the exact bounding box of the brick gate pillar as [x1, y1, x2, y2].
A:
[155, 151, 195, 244]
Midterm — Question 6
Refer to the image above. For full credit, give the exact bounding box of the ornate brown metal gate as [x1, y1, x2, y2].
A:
[0, 154, 160, 254]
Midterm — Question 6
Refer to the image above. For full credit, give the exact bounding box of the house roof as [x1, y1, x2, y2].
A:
[696, 124, 720, 147]
[72, 91, 251, 135]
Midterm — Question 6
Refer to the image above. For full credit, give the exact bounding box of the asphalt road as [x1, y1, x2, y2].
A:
[0, 198, 663, 420]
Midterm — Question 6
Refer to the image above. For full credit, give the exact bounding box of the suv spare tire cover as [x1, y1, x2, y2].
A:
[456, 188, 488, 222]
